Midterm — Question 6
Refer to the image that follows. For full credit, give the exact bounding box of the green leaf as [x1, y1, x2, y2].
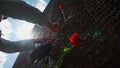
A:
[64, 48, 71, 53]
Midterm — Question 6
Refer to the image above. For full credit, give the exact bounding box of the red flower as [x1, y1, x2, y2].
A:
[24, 57, 28, 62]
[69, 33, 81, 47]
[57, 3, 63, 9]
[44, 38, 52, 42]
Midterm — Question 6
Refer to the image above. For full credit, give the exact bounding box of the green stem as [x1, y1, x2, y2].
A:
[55, 46, 74, 68]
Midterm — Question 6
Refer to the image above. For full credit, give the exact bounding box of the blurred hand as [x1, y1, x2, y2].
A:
[35, 38, 52, 43]
[45, 21, 61, 32]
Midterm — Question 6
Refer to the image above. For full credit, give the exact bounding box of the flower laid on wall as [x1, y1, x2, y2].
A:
[69, 32, 81, 47]
[57, 2, 63, 9]
[56, 33, 82, 68]
[24, 57, 28, 62]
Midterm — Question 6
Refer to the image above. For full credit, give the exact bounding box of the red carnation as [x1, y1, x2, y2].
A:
[69, 33, 81, 47]
[24, 57, 28, 62]
[57, 3, 63, 9]
[44, 38, 52, 42]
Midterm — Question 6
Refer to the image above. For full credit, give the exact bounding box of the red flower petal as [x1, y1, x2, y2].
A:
[57, 3, 63, 9]
[69, 36, 74, 43]
[24, 57, 28, 62]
